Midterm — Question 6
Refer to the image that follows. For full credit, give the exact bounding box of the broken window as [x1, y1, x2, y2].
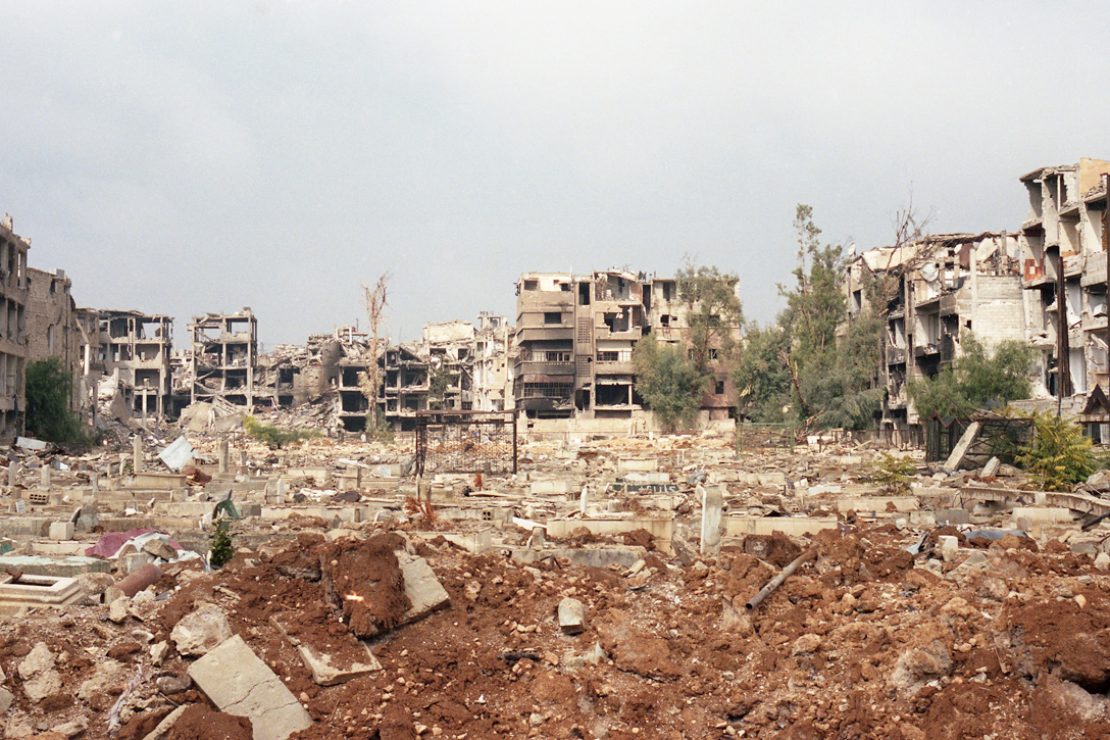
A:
[544, 312, 562, 325]
[715, 380, 725, 395]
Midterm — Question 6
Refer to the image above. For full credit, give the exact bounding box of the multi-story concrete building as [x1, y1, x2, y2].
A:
[0, 216, 29, 439]
[26, 267, 88, 419]
[848, 234, 1027, 433]
[96, 310, 174, 420]
[1018, 158, 1110, 400]
[473, 312, 511, 412]
[512, 270, 739, 424]
[190, 309, 259, 409]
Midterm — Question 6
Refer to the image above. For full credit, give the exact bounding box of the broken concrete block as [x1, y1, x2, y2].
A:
[0, 686, 12, 713]
[171, 603, 233, 657]
[981, 457, 1001, 478]
[150, 641, 169, 666]
[1096, 552, 1110, 572]
[397, 553, 451, 626]
[557, 597, 585, 634]
[296, 643, 381, 686]
[937, 535, 959, 562]
[17, 643, 60, 703]
[188, 635, 312, 740]
[48, 521, 74, 541]
[108, 596, 130, 624]
[943, 422, 980, 472]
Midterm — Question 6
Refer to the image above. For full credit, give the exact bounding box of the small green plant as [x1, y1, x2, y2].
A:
[871, 452, 915, 495]
[243, 416, 320, 448]
[208, 519, 233, 569]
[1016, 413, 1099, 491]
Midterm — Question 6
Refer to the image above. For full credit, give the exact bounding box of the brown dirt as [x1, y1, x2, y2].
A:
[167, 705, 252, 740]
[320, 532, 411, 637]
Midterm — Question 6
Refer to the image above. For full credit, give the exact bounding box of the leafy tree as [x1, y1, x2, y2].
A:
[733, 324, 792, 422]
[633, 332, 705, 432]
[428, 363, 452, 410]
[762, 204, 883, 430]
[871, 452, 916, 495]
[908, 336, 1033, 419]
[26, 358, 88, 445]
[1017, 413, 1098, 491]
[676, 261, 743, 373]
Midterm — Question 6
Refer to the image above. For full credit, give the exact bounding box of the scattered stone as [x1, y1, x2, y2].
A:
[171, 602, 233, 657]
[18, 643, 61, 703]
[557, 597, 585, 634]
[108, 596, 130, 624]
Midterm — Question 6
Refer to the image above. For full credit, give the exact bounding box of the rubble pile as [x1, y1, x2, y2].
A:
[1, 427, 1110, 737]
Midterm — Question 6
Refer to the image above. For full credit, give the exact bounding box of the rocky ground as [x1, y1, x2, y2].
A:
[1, 430, 1110, 738]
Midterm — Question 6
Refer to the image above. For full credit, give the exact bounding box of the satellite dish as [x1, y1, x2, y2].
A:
[920, 262, 939, 282]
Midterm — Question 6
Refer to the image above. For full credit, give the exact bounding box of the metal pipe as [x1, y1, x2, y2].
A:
[745, 548, 816, 611]
[116, 564, 162, 598]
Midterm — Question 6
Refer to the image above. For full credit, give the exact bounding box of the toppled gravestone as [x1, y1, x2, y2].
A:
[171, 603, 233, 656]
[188, 635, 312, 740]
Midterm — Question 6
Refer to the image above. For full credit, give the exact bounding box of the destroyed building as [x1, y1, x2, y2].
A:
[847, 233, 1027, 434]
[0, 215, 29, 440]
[95, 310, 175, 421]
[190, 309, 259, 410]
[513, 270, 738, 427]
[1018, 158, 1110, 403]
[26, 267, 90, 421]
[472, 311, 512, 412]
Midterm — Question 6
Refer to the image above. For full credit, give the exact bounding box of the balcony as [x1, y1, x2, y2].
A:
[514, 360, 575, 378]
[887, 347, 907, 365]
[595, 360, 635, 375]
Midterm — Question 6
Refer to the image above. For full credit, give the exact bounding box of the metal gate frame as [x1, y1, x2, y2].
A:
[414, 409, 518, 476]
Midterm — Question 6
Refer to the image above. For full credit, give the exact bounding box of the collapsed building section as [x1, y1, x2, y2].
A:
[847, 233, 1026, 434]
[94, 310, 174, 420]
[0, 215, 29, 440]
[190, 309, 258, 410]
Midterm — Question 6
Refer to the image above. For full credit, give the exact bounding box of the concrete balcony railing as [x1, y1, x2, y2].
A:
[514, 360, 575, 377]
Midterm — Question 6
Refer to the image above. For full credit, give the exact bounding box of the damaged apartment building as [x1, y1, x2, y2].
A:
[334, 315, 512, 433]
[93, 310, 175, 421]
[0, 216, 29, 440]
[845, 233, 1027, 435]
[189, 309, 259, 410]
[1018, 158, 1110, 408]
[512, 270, 737, 426]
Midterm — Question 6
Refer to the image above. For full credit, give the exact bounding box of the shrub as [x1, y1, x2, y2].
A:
[208, 519, 233, 569]
[25, 359, 89, 445]
[243, 416, 320, 448]
[1016, 413, 1099, 491]
[632, 333, 705, 433]
[871, 453, 915, 495]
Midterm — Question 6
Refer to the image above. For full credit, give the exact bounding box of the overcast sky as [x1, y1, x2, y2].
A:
[2, 1, 1108, 346]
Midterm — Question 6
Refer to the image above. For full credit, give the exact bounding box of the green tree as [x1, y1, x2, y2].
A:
[427, 363, 452, 410]
[767, 204, 883, 430]
[633, 332, 705, 432]
[908, 336, 1033, 419]
[26, 358, 87, 445]
[676, 261, 744, 373]
[208, 519, 234, 568]
[1017, 413, 1099, 491]
[733, 324, 792, 422]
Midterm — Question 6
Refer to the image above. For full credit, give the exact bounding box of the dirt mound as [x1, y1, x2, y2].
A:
[320, 532, 411, 638]
[168, 705, 253, 740]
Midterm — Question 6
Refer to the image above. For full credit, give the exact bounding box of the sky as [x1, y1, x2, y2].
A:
[2, 1, 1109, 347]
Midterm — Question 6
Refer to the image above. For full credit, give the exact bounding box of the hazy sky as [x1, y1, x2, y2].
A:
[3, 1, 1108, 346]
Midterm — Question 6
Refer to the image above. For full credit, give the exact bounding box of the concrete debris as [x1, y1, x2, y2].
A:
[188, 634, 313, 740]
[170, 602, 233, 656]
[557, 597, 586, 634]
[4, 411, 1110, 736]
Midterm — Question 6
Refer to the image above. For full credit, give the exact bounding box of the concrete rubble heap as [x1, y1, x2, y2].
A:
[0, 425, 1105, 738]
